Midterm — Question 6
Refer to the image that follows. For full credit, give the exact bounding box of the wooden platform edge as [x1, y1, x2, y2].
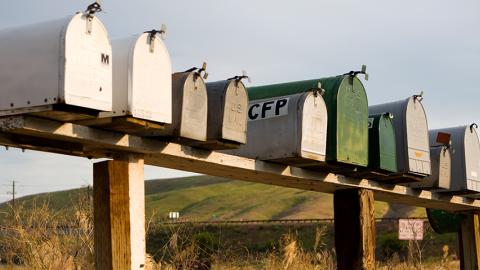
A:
[0, 115, 479, 212]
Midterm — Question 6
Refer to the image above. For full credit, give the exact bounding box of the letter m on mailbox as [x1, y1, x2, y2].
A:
[101, 53, 110, 65]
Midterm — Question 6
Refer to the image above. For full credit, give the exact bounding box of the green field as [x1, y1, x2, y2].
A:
[0, 175, 426, 221]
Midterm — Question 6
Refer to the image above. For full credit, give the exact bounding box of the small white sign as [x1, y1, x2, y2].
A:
[248, 97, 289, 121]
[168, 212, 180, 219]
[398, 219, 424, 240]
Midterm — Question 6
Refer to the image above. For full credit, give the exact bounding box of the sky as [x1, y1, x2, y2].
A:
[0, 0, 479, 201]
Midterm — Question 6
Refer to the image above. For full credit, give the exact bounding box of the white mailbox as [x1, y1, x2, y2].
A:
[226, 91, 328, 167]
[102, 30, 172, 123]
[431, 124, 480, 197]
[0, 5, 112, 121]
[156, 67, 208, 143]
[193, 77, 249, 150]
[369, 93, 431, 179]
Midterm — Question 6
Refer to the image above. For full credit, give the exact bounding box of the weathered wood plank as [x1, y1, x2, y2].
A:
[459, 214, 480, 270]
[0, 115, 480, 212]
[334, 189, 375, 270]
[93, 156, 146, 270]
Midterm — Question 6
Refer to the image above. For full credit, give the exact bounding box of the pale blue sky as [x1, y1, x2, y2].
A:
[0, 0, 479, 201]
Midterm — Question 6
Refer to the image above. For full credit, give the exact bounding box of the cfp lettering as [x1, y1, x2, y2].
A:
[248, 98, 289, 121]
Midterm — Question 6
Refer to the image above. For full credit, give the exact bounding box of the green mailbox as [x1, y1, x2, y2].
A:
[367, 113, 397, 175]
[427, 209, 464, 234]
[247, 67, 369, 168]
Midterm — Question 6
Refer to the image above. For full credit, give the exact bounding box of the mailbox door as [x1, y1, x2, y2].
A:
[63, 13, 112, 111]
[222, 81, 248, 144]
[405, 98, 430, 175]
[130, 33, 172, 123]
[180, 73, 208, 141]
[438, 148, 452, 190]
[330, 76, 368, 166]
[300, 92, 327, 160]
[374, 115, 397, 172]
[464, 127, 480, 191]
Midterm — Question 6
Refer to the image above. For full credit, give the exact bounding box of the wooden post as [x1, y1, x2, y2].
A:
[334, 189, 376, 270]
[459, 213, 480, 270]
[93, 155, 146, 270]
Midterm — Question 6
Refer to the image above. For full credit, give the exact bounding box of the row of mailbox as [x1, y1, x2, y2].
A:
[0, 7, 479, 198]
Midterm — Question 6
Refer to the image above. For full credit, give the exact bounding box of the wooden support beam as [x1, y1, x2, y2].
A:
[93, 156, 146, 270]
[0, 115, 480, 212]
[459, 214, 480, 270]
[334, 189, 376, 270]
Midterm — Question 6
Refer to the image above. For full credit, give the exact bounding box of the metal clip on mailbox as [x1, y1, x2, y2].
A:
[369, 92, 431, 182]
[192, 74, 249, 150]
[225, 89, 327, 167]
[355, 112, 397, 179]
[77, 27, 172, 136]
[0, 2, 112, 121]
[246, 66, 369, 171]
[154, 63, 209, 144]
[428, 124, 480, 197]
[408, 131, 452, 190]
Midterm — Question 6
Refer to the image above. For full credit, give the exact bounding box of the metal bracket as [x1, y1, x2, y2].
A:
[383, 112, 394, 119]
[470, 123, 478, 132]
[85, 1, 102, 34]
[413, 91, 424, 102]
[227, 70, 251, 87]
[185, 62, 208, 82]
[311, 81, 325, 97]
[144, 25, 167, 53]
[344, 65, 369, 81]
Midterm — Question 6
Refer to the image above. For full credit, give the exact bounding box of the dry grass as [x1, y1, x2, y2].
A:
[0, 192, 94, 269]
[0, 196, 460, 270]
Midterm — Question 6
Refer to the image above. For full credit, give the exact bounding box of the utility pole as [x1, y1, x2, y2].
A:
[6, 180, 16, 216]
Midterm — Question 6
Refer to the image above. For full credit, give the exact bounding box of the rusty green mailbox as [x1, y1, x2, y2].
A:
[427, 209, 464, 234]
[367, 113, 397, 175]
[247, 67, 369, 168]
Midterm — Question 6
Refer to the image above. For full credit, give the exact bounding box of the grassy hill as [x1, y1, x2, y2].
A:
[0, 175, 426, 221]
